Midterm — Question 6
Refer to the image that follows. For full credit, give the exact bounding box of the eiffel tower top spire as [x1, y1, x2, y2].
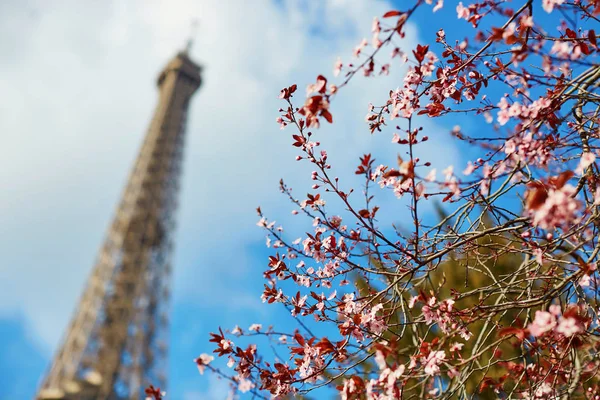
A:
[184, 19, 200, 55]
[36, 48, 202, 400]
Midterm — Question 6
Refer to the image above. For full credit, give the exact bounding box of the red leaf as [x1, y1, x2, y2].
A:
[579, 42, 591, 55]
[361, 153, 372, 166]
[382, 10, 402, 18]
[413, 44, 429, 63]
[479, 378, 497, 393]
[498, 327, 527, 341]
[525, 181, 548, 211]
[292, 134, 305, 147]
[419, 102, 445, 117]
[505, 34, 518, 45]
[550, 170, 574, 189]
[382, 169, 401, 178]
[589, 29, 597, 48]
[294, 332, 305, 346]
[489, 27, 504, 42]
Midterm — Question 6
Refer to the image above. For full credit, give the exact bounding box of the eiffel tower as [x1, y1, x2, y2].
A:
[36, 46, 202, 399]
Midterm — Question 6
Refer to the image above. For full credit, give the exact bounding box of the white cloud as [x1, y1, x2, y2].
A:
[0, 0, 459, 356]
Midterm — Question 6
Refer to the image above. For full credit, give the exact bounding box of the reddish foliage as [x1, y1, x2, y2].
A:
[199, 1, 600, 398]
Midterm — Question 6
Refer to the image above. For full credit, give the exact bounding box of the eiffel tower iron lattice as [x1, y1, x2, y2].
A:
[36, 50, 202, 400]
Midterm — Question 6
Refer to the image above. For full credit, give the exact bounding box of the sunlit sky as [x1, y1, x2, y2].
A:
[0, 0, 514, 398]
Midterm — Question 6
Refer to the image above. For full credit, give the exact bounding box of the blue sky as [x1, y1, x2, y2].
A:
[0, 0, 567, 398]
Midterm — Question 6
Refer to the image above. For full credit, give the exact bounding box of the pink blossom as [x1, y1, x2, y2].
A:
[528, 311, 556, 337]
[534, 248, 544, 265]
[390, 84, 419, 119]
[508, 102, 522, 119]
[248, 323, 262, 332]
[420, 51, 438, 76]
[256, 217, 267, 227]
[450, 342, 464, 352]
[576, 152, 596, 175]
[534, 382, 554, 398]
[424, 350, 446, 375]
[276, 116, 287, 129]
[306, 79, 327, 97]
[360, 303, 387, 336]
[503, 23, 516, 41]
[504, 132, 551, 168]
[443, 165, 454, 180]
[549, 304, 562, 316]
[391, 47, 408, 62]
[579, 274, 591, 287]
[371, 17, 380, 34]
[297, 275, 311, 287]
[520, 15, 534, 28]
[505, 139, 517, 155]
[447, 368, 460, 378]
[528, 184, 580, 230]
[479, 163, 492, 196]
[375, 350, 387, 370]
[542, 0, 565, 13]
[408, 296, 419, 308]
[550, 41, 573, 59]
[456, 2, 470, 20]
[341, 378, 357, 400]
[231, 325, 242, 336]
[333, 57, 343, 77]
[238, 378, 255, 393]
[415, 182, 425, 199]
[497, 97, 511, 125]
[463, 161, 476, 176]
[556, 317, 583, 337]
[372, 34, 381, 50]
[421, 298, 462, 336]
[425, 168, 437, 182]
[353, 38, 368, 58]
[195, 353, 214, 375]
[291, 294, 308, 316]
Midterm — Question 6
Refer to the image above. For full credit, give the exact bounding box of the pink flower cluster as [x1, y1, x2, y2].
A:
[504, 131, 552, 168]
[497, 96, 552, 127]
[413, 295, 471, 340]
[339, 295, 388, 341]
[194, 353, 214, 375]
[542, 0, 565, 13]
[528, 184, 579, 231]
[527, 305, 585, 338]
[387, 50, 438, 119]
[364, 351, 406, 399]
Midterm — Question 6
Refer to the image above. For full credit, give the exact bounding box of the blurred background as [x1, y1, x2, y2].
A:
[0, 0, 464, 398]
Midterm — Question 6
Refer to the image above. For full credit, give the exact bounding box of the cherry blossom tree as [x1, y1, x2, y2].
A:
[196, 1, 600, 398]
